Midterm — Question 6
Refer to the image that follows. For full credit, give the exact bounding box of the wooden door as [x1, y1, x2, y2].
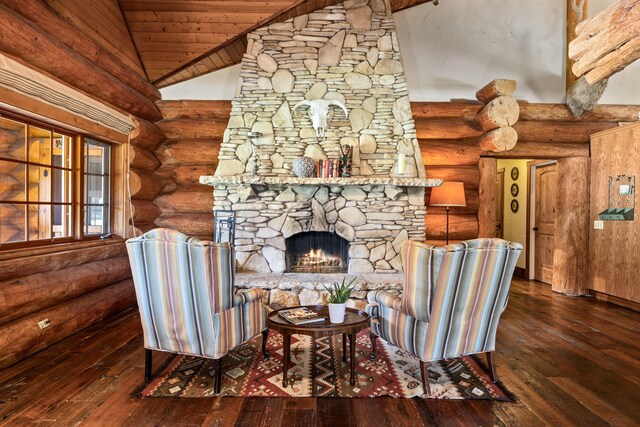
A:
[534, 163, 557, 284]
[496, 168, 504, 238]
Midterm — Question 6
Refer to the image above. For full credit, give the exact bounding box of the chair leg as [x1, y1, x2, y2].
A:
[486, 351, 499, 383]
[342, 333, 347, 362]
[215, 357, 223, 394]
[419, 361, 431, 396]
[369, 333, 377, 360]
[262, 329, 270, 359]
[144, 349, 152, 383]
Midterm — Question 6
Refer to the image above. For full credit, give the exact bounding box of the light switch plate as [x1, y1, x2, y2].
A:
[594, 220, 604, 230]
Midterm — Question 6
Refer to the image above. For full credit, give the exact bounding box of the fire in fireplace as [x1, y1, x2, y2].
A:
[285, 232, 349, 274]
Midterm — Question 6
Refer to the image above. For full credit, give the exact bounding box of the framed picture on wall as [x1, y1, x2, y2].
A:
[511, 183, 519, 197]
[510, 167, 519, 180]
[510, 199, 519, 213]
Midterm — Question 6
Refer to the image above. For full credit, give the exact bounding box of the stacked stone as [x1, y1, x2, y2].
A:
[213, 181, 426, 274]
[211, 0, 435, 281]
[216, 0, 424, 179]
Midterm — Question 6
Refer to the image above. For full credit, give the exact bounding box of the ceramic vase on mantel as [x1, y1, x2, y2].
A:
[328, 303, 346, 324]
[293, 156, 316, 177]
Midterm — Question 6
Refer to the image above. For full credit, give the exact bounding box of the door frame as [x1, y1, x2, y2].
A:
[526, 160, 557, 281]
[496, 167, 505, 239]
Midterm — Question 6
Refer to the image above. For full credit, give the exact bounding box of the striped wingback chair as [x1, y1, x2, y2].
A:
[366, 238, 522, 395]
[126, 228, 268, 394]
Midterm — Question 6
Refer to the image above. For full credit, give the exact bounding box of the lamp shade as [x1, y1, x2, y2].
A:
[429, 182, 466, 207]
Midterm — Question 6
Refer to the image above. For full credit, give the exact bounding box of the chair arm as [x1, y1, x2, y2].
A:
[366, 290, 402, 318]
[233, 289, 265, 306]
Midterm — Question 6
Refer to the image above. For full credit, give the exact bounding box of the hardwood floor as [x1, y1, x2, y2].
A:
[0, 278, 638, 426]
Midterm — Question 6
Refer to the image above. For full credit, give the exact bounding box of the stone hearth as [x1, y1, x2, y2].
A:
[235, 271, 402, 311]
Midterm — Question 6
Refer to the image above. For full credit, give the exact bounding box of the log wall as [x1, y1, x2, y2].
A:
[154, 101, 230, 240]
[0, 3, 166, 369]
[418, 101, 630, 246]
[153, 100, 634, 248]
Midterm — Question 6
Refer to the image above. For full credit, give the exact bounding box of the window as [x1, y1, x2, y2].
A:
[0, 112, 113, 247]
[84, 139, 110, 237]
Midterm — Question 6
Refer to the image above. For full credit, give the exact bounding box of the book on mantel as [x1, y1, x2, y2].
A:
[278, 307, 325, 325]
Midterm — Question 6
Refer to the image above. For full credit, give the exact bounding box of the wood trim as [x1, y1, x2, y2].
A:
[589, 289, 640, 312]
[589, 121, 640, 139]
[526, 160, 557, 282]
[112, 142, 133, 239]
[525, 161, 534, 279]
[0, 86, 128, 144]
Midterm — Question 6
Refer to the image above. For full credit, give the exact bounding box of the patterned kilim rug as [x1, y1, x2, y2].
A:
[140, 329, 513, 400]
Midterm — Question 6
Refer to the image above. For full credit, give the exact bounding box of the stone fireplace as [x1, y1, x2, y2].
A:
[201, 0, 440, 299]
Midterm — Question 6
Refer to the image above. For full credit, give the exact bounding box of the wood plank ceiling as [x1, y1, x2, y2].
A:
[117, 0, 435, 88]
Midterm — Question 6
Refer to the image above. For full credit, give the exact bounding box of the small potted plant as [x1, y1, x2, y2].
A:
[324, 277, 357, 323]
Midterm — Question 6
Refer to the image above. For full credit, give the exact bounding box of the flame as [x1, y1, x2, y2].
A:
[293, 247, 342, 272]
[308, 249, 326, 259]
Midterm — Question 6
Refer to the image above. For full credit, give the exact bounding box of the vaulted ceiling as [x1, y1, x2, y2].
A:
[44, 0, 436, 89]
[119, 0, 300, 86]
[121, 0, 435, 88]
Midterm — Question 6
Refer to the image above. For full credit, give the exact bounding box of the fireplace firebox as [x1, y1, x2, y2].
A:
[285, 232, 349, 274]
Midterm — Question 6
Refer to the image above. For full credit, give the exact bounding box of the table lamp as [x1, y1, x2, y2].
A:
[429, 181, 466, 244]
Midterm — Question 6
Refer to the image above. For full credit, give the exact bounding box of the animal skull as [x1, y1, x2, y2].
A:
[292, 99, 349, 137]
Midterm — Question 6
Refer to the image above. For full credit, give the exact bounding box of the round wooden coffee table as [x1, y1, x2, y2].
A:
[267, 305, 369, 387]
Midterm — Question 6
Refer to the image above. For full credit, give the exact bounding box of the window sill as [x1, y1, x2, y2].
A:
[0, 237, 126, 262]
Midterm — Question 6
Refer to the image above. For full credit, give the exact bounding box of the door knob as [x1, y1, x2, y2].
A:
[532, 227, 539, 231]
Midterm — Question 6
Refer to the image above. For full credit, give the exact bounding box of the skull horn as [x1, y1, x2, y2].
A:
[292, 99, 312, 112]
[327, 100, 349, 118]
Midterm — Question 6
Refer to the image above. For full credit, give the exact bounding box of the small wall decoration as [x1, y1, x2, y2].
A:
[510, 199, 519, 213]
[598, 175, 635, 220]
[340, 144, 353, 177]
[510, 183, 519, 197]
[510, 167, 519, 180]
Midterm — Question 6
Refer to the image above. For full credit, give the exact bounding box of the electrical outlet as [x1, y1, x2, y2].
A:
[594, 220, 604, 230]
[37, 319, 51, 330]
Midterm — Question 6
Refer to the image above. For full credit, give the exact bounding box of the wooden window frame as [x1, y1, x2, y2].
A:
[0, 109, 119, 250]
[82, 138, 112, 238]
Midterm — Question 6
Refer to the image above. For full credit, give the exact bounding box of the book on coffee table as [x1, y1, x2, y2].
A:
[278, 307, 325, 325]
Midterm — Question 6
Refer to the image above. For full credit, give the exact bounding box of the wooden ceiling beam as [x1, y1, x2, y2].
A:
[565, 0, 588, 92]
[569, 0, 640, 84]
[152, 0, 435, 88]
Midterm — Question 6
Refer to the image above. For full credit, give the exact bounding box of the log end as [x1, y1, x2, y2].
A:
[475, 79, 517, 103]
[477, 127, 518, 152]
